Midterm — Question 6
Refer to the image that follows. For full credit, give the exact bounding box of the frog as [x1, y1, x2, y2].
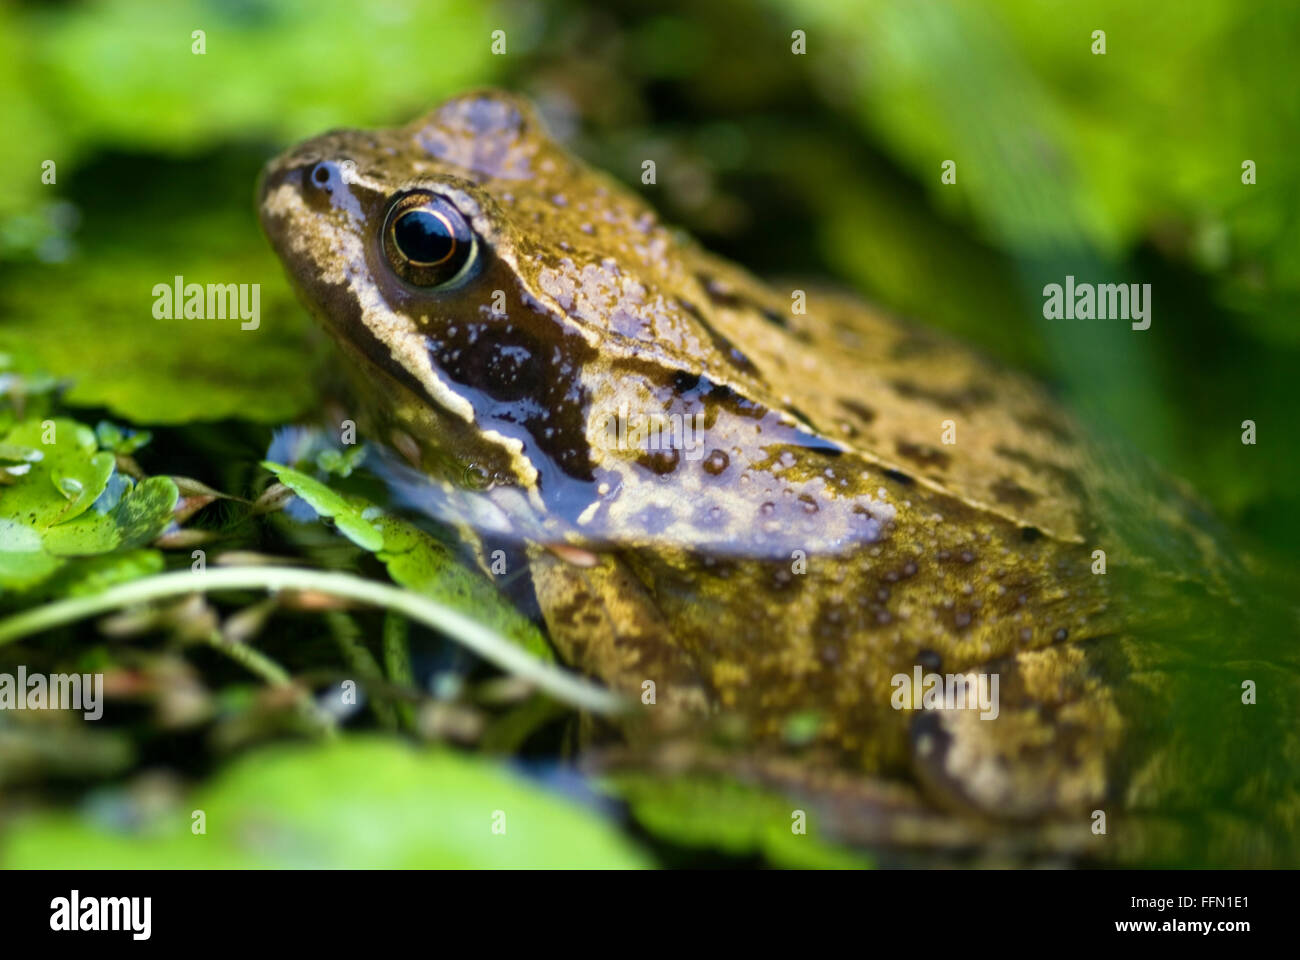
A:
[259, 90, 1299, 864]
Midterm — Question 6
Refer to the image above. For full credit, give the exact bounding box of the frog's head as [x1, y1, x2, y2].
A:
[260, 90, 865, 552]
[262, 91, 700, 488]
[259, 91, 603, 499]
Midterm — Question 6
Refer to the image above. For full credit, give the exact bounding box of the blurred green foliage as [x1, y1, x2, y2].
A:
[608, 772, 873, 868]
[4, 737, 649, 868]
[0, 0, 498, 225]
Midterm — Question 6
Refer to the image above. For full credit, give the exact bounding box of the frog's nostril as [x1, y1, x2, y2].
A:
[306, 162, 339, 196]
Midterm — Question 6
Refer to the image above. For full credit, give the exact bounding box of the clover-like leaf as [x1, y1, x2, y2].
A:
[0, 417, 178, 594]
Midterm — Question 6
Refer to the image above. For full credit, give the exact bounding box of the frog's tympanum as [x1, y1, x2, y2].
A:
[261, 91, 1297, 864]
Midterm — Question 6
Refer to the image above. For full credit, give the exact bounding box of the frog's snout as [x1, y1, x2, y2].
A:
[256, 157, 285, 207]
[257, 151, 338, 249]
[255, 154, 298, 241]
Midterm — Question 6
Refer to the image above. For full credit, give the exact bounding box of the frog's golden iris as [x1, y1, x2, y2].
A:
[381, 190, 478, 288]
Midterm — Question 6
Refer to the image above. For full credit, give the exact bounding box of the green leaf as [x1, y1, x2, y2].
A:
[262, 462, 383, 551]
[40, 476, 178, 558]
[265, 462, 553, 661]
[94, 421, 151, 456]
[0, 419, 112, 528]
[2, 737, 649, 868]
[0, 418, 178, 594]
[369, 513, 554, 662]
[315, 443, 367, 478]
[109, 476, 181, 548]
[607, 772, 872, 869]
[0, 530, 64, 592]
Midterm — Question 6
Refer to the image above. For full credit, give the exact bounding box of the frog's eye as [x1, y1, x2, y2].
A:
[381, 191, 478, 288]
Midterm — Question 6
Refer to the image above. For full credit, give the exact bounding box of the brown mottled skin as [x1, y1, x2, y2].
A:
[261, 91, 1298, 863]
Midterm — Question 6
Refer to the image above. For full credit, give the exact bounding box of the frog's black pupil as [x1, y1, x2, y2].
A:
[394, 209, 455, 266]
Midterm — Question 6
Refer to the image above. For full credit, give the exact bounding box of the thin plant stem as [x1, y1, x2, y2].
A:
[0, 567, 624, 715]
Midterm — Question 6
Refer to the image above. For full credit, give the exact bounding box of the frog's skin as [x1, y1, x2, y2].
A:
[261, 91, 1298, 863]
